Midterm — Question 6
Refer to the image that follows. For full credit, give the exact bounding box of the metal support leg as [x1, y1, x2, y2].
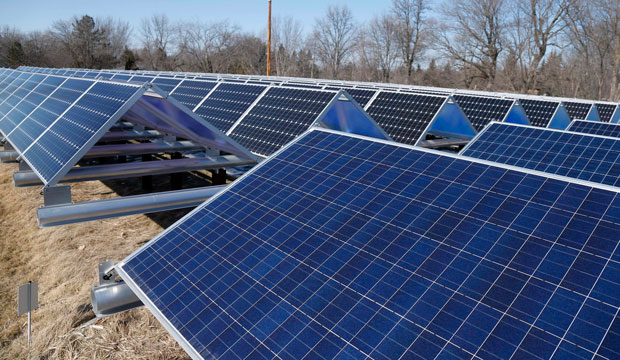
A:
[141, 154, 153, 191]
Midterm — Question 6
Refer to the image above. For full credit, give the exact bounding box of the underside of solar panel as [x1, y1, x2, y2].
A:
[117, 128, 620, 360]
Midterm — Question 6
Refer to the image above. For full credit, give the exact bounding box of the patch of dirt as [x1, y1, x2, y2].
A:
[0, 162, 192, 359]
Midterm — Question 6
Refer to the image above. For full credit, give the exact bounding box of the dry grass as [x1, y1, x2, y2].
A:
[0, 162, 190, 360]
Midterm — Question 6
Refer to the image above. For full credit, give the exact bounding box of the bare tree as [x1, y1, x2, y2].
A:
[271, 16, 304, 76]
[52, 15, 129, 69]
[140, 14, 179, 70]
[360, 14, 399, 82]
[179, 20, 238, 73]
[391, 0, 428, 83]
[513, 0, 572, 92]
[589, 0, 620, 100]
[311, 5, 356, 78]
[435, 0, 506, 89]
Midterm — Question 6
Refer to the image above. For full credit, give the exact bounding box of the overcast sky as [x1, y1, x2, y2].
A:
[0, 0, 399, 35]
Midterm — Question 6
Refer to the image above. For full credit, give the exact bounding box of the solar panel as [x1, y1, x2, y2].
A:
[118, 128, 620, 360]
[365, 91, 447, 145]
[8, 79, 143, 185]
[453, 95, 515, 131]
[229, 87, 337, 156]
[462, 122, 620, 187]
[562, 101, 593, 121]
[596, 103, 617, 123]
[567, 119, 620, 138]
[0, 75, 66, 134]
[0, 73, 46, 118]
[519, 99, 562, 128]
[152, 78, 182, 94]
[169, 80, 218, 110]
[193, 83, 266, 133]
[0, 72, 33, 104]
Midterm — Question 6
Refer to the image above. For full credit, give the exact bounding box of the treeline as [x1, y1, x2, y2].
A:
[0, 0, 619, 101]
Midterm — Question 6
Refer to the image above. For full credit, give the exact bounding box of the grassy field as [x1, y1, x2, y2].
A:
[0, 161, 191, 359]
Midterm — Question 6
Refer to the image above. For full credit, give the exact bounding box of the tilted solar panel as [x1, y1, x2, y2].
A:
[519, 99, 559, 128]
[453, 95, 514, 131]
[365, 91, 446, 145]
[10, 80, 144, 185]
[193, 83, 266, 133]
[563, 102, 593, 121]
[169, 80, 218, 110]
[462, 122, 620, 187]
[152, 77, 182, 94]
[567, 119, 620, 138]
[229, 87, 336, 157]
[0, 73, 46, 118]
[0, 76, 67, 134]
[596, 104, 617, 123]
[6, 78, 93, 152]
[118, 128, 620, 360]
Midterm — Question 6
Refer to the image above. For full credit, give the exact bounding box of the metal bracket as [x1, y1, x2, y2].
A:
[18, 161, 31, 171]
[43, 185, 71, 206]
[134, 124, 146, 132]
[3, 141, 13, 151]
[98, 260, 117, 285]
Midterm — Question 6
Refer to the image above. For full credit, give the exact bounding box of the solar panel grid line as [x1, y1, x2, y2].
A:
[3, 77, 71, 140]
[0, 73, 40, 110]
[0, 73, 40, 120]
[0, 74, 50, 124]
[362, 90, 381, 111]
[567, 120, 620, 138]
[190, 82, 222, 112]
[461, 122, 620, 188]
[224, 84, 275, 136]
[25, 81, 147, 187]
[228, 87, 339, 156]
[17, 80, 99, 158]
[595, 104, 618, 123]
[547, 226, 620, 359]
[468, 182, 601, 359]
[0, 72, 33, 104]
[118, 128, 620, 358]
[193, 83, 269, 133]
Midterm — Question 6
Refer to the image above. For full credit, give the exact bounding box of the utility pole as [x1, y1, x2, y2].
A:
[267, 0, 272, 76]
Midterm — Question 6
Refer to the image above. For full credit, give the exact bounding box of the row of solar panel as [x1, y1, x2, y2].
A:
[20, 65, 620, 130]
[20, 66, 620, 132]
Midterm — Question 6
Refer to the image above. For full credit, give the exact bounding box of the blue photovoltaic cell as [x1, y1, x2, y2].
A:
[22, 81, 141, 184]
[170, 80, 218, 110]
[193, 83, 266, 133]
[568, 120, 620, 139]
[0, 74, 46, 118]
[152, 78, 182, 94]
[0, 73, 33, 105]
[229, 87, 336, 156]
[563, 102, 592, 121]
[0, 76, 66, 135]
[7, 78, 93, 152]
[453, 95, 514, 131]
[462, 122, 620, 187]
[596, 104, 617, 123]
[118, 128, 620, 360]
[365, 92, 446, 145]
[519, 99, 559, 128]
